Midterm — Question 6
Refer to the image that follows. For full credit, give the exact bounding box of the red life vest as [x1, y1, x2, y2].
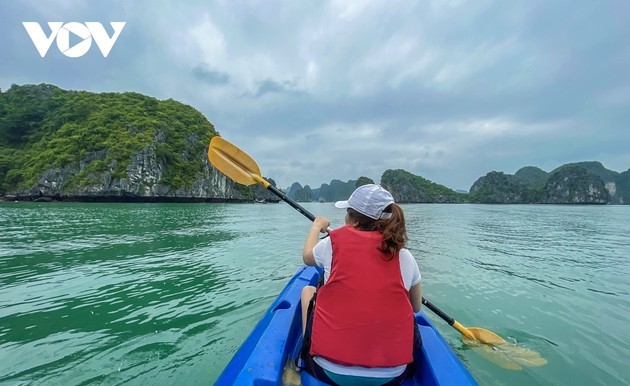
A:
[310, 225, 414, 367]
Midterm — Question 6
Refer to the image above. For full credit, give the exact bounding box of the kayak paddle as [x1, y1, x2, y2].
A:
[207, 135, 547, 369]
[422, 297, 547, 369]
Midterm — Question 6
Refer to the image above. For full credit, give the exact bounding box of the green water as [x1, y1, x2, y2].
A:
[0, 202, 628, 385]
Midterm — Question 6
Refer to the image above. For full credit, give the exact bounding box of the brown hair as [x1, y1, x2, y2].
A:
[347, 204, 408, 259]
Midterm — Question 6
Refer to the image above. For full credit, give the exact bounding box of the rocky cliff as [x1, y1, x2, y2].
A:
[556, 161, 624, 204]
[0, 84, 277, 202]
[543, 165, 610, 204]
[24, 144, 279, 202]
[469, 164, 614, 204]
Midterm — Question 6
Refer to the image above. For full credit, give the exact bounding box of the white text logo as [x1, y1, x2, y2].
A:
[22, 22, 126, 58]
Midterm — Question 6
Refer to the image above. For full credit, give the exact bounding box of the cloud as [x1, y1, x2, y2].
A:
[191, 63, 230, 85]
[242, 78, 304, 98]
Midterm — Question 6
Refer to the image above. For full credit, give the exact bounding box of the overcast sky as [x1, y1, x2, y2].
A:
[1, 0, 629, 191]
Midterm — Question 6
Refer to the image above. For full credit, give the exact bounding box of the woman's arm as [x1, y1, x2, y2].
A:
[302, 216, 330, 266]
[409, 283, 422, 312]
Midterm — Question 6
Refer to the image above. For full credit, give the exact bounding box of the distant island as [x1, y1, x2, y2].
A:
[287, 170, 465, 204]
[1, 84, 628, 204]
[286, 162, 629, 205]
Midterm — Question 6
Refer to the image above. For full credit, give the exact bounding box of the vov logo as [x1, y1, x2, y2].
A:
[22, 22, 126, 58]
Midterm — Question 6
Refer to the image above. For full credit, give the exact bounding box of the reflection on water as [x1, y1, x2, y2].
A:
[1, 202, 629, 385]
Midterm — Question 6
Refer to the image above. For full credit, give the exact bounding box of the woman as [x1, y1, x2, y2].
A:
[300, 184, 423, 386]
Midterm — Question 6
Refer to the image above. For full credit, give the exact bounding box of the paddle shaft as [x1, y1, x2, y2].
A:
[422, 297, 455, 325]
[422, 297, 476, 340]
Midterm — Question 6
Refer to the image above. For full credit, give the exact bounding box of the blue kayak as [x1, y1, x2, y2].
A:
[215, 265, 478, 385]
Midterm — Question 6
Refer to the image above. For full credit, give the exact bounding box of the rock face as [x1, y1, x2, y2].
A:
[28, 146, 256, 201]
[543, 165, 610, 204]
[566, 161, 625, 204]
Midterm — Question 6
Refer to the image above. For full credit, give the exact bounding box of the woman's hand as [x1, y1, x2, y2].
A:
[312, 216, 330, 233]
[303, 215, 330, 266]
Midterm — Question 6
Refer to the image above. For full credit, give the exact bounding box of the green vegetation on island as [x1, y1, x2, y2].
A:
[0, 84, 278, 202]
[1, 83, 627, 205]
[1, 84, 211, 191]
[469, 162, 628, 204]
[380, 169, 465, 203]
[355, 176, 375, 187]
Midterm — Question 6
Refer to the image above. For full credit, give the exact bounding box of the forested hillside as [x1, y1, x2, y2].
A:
[469, 162, 627, 204]
[0, 84, 277, 201]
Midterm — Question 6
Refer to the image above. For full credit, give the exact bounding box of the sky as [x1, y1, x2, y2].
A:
[1, 0, 629, 192]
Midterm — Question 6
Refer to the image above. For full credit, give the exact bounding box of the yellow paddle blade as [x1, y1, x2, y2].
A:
[463, 328, 548, 370]
[208, 136, 269, 187]
[502, 344, 548, 368]
[470, 343, 525, 370]
[466, 327, 507, 344]
[468, 340, 549, 370]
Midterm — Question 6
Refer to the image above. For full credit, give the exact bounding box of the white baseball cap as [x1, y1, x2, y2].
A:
[335, 184, 395, 220]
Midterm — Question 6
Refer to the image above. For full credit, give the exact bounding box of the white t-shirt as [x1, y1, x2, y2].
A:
[311, 235, 422, 378]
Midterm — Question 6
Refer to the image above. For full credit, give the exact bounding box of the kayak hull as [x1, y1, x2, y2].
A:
[215, 265, 477, 385]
